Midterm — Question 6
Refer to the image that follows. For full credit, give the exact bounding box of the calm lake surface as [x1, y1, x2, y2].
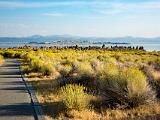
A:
[0, 42, 160, 51]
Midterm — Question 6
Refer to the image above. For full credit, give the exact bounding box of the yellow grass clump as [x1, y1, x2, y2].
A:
[1, 48, 160, 120]
[0, 55, 4, 64]
[59, 84, 89, 110]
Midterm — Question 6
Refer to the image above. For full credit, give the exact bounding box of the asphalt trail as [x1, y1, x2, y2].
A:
[0, 59, 35, 120]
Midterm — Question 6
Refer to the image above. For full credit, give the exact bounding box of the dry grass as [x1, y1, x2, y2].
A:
[152, 70, 160, 81]
[11, 48, 160, 119]
[55, 102, 160, 120]
[27, 74, 160, 120]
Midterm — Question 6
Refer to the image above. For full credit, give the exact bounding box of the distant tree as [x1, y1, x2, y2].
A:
[102, 44, 105, 48]
[75, 45, 78, 49]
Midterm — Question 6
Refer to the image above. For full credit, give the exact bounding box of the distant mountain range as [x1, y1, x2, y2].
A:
[0, 35, 160, 43]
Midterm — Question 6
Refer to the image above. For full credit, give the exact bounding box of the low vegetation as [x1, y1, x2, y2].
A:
[99, 67, 155, 108]
[1, 47, 160, 120]
[59, 84, 89, 110]
[0, 54, 4, 64]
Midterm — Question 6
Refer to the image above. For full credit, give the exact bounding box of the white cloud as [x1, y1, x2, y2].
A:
[118, 2, 160, 10]
[0, 1, 92, 9]
[95, 9, 124, 15]
[93, 1, 160, 15]
[43, 13, 67, 17]
[0, 23, 54, 37]
[0, 1, 160, 14]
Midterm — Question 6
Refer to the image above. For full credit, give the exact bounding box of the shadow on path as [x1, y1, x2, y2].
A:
[0, 103, 34, 116]
[0, 59, 35, 120]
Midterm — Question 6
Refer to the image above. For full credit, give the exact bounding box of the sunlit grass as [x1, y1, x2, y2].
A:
[1, 48, 160, 119]
[0, 54, 4, 63]
[59, 84, 89, 110]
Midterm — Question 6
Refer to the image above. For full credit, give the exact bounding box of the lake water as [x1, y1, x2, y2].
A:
[0, 42, 160, 51]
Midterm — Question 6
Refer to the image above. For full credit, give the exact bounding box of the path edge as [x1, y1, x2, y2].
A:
[18, 61, 45, 120]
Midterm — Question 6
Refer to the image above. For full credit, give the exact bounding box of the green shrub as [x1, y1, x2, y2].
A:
[73, 61, 99, 90]
[75, 62, 94, 75]
[21, 65, 30, 73]
[100, 67, 156, 108]
[58, 64, 73, 77]
[141, 65, 160, 98]
[103, 63, 119, 76]
[155, 58, 160, 68]
[98, 63, 119, 85]
[40, 63, 56, 76]
[30, 58, 43, 72]
[97, 55, 117, 63]
[23, 52, 36, 62]
[2, 51, 21, 58]
[0, 55, 4, 63]
[121, 67, 148, 97]
[148, 57, 160, 69]
[59, 84, 89, 110]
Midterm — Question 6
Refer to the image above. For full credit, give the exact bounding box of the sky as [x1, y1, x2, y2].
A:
[0, 0, 160, 37]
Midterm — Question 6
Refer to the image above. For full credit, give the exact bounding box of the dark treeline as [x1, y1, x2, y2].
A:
[6, 44, 145, 51]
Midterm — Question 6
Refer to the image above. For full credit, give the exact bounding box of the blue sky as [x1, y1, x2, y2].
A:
[0, 0, 160, 37]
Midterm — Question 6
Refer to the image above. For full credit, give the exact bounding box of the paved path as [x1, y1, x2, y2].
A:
[0, 59, 35, 120]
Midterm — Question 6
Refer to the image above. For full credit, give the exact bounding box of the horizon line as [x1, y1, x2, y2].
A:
[0, 34, 160, 39]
